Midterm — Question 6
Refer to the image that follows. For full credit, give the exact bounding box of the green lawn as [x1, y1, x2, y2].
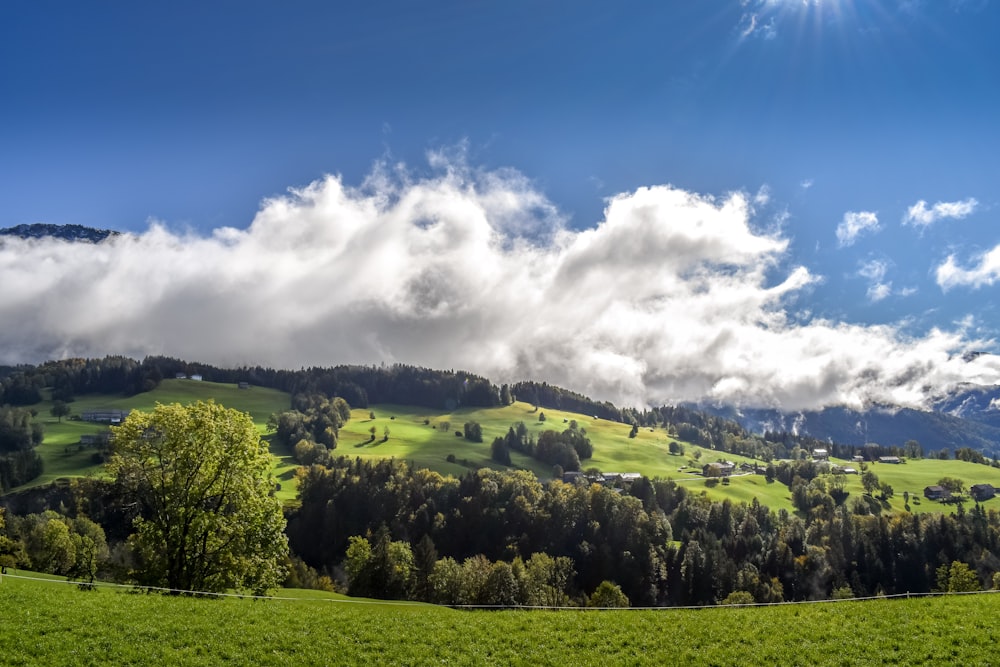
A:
[2, 569, 1000, 665]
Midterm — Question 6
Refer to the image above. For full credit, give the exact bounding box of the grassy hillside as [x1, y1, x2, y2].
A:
[1, 570, 998, 665]
[337, 401, 701, 479]
[27, 379, 291, 491]
[21, 386, 1000, 514]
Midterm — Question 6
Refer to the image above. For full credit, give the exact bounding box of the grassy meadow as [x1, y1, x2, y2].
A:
[2, 569, 999, 665]
[19, 384, 1000, 514]
[28, 379, 292, 493]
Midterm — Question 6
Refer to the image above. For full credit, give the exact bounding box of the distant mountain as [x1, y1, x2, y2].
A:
[702, 395, 1000, 458]
[0, 223, 119, 243]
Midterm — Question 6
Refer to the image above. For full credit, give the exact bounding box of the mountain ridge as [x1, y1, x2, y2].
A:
[0, 223, 119, 243]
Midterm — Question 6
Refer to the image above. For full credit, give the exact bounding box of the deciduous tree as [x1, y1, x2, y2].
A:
[109, 401, 288, 594]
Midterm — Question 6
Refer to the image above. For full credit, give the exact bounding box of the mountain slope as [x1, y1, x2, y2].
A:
[0, 223, 119, 243]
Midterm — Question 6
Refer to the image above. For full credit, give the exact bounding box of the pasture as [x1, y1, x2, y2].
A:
[27, 379, 291, 493]
[19, 385, 1000, 516]
[1, 570, 998, 665]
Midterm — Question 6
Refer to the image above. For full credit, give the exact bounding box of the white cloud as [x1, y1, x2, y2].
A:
[1, 155, 997, 411]
[866, 283, 892, 303]
[836, 211, 879, 247]
[858, 259, 892, 302]
[800, 179, 814, 190]
[936, 246, 1000, 291]
[903, 197, 978, 227]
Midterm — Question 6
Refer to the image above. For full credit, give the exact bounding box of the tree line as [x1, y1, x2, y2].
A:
[0, 406, 44, 492]
[284, 457, 1000, 606]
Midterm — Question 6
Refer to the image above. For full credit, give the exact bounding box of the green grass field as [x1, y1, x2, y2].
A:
[26, 379, 292, 494]
[19, 385, 1000, 515]
[337, 401, 759, 480]
[2, 569, 999, 665]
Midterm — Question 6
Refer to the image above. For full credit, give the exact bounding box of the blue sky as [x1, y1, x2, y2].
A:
[2, 1, 1000, 409]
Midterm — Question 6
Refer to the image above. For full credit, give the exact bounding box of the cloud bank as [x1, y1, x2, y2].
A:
[2, 157, 998, 411]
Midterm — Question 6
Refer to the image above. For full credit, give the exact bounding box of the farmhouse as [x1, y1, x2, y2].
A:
[812, 448, 829, 460]
[924, 485, 951, 501]
[852, 455, 864, 463]
[704, 461, 736, 477]
[970, 484, 996, 502]
[238, 382, 250, 390]
[81, 409, 130, 424]
[879, 456, 901, 464]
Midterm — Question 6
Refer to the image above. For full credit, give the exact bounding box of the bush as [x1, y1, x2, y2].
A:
[720, 590, 755, 605]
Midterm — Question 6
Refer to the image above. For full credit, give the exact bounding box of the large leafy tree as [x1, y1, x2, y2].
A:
[109, 401, 287, 594]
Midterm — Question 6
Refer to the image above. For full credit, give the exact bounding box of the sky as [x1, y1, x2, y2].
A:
[2, 0, 1000, 411]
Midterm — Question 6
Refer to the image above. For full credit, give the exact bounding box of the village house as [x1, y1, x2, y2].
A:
[81, 409, 130, 424]
[878, 456, 901, 464]
[970, 484, 996, 502]
[924, 485, 951, 501]
[704, 461, 736, 477]
[812, 448, 829, 460]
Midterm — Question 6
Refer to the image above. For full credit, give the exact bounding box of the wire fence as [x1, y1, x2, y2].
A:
[3, 568, 998, 611]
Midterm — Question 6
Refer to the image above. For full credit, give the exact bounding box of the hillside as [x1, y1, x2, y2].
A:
[1, 571, 998, 665]
[25, 379, 291, 492]
[18, 382, 1000, 517]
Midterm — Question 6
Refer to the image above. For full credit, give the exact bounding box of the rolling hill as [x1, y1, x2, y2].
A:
[15, 378, 1000, 516]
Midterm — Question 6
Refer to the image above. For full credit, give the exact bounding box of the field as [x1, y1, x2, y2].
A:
[27, 380, 292, 494]
[21, 386, 1000, 514]
[335, 401, 708, 479]
[2, 570, 999, 665]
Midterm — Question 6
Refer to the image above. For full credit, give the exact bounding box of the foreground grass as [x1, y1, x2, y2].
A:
[2, 572, 999, 665]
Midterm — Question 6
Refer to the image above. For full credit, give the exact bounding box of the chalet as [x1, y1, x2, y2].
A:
[970, 484, 996, 502]
[175, 373, 187, 380]
[852, 455, 864, 463]
[81, 409, 130, 424]
[924, 485, 951, 501]
[878, 456, 901, 464]
[812, 448, 829, 460]
[832, 465, 859, 475]
[705, 461, 736, 477]
[190, 374, 203, 381]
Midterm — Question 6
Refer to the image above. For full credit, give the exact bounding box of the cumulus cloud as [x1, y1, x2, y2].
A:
[936, 246, 1000, 290]
[2, 155, 998, 411]
[858, 259, 892, 303]
[903, 197, 978, 228]
[836, 211, 880, 247]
